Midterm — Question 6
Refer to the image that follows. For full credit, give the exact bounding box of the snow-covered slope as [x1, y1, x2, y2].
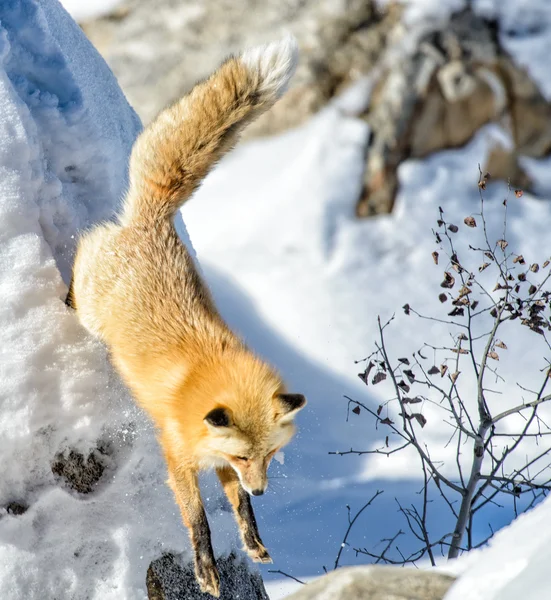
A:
[0, 2, 238, 598]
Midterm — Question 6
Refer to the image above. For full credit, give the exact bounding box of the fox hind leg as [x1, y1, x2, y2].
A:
[217, 467, 272, 564]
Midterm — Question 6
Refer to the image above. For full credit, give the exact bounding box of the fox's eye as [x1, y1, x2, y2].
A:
[235, 456, 249, 462]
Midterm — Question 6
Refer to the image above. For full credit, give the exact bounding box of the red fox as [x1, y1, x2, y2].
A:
[68, 36, 305, 597]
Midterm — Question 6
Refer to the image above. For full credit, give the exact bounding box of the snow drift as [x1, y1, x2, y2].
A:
[0, 1, 246, 598]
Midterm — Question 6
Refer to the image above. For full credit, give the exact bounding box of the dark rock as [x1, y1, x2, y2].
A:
[51, 444, 111, 494]
[146, 552, 269, 600]
[5, 502, 28, 516]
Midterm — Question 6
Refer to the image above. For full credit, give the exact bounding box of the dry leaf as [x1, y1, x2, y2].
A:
[441, 272, 455, 289]
[471, 300, 479, 310]
[352, 406, 361, 415]
[464, 216, 477, 227]
[488, 351, 499, 361]
[440, 364, 448, 377]
[413, 413, 427, 428]
[479, 262, 490, 272]
[451, 348, 469, 355]
[380, 417, 394, 426]
[451, 371, 460, 384]
[497, 239, 508, 250]
[398, 358, 410, 365]
[428, 366, 439, 375]
[377, 405, 383, 416]
[403, 303, 411, 315]
[515, 189, 523, 198]
[398, 380, 410, 393]
[448, 224, 459, 233]
[513, 255, 524, 264]
[529, 284, 537, 295]
[432, 251, 439, 265]
[530, 264, 540, 273]
[403, 396, 423, 404]
[495, 341, 508, 350]
[372, 372, 387, 385]
[439, 293, 448, 303]
[403, 369, 415, 384]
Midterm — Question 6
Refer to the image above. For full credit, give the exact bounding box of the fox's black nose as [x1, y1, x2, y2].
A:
[251, 489, 264, 496]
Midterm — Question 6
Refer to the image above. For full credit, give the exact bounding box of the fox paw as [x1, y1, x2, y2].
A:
[246, 542, 273, 564]
[195, 559, 220, 597]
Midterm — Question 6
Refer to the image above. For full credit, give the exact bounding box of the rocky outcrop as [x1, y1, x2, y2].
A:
[284, 566, 455, 600]
[82, 2, 551, 216]
[81, 0, 399, 129]
[358, 8, 551, 215]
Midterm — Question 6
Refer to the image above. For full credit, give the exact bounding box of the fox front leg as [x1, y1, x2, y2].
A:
[167, 467, 220, 597]
[217, 467, 272, 563]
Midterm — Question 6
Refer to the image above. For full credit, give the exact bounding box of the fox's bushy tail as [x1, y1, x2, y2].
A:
[121, 36, 298, 225]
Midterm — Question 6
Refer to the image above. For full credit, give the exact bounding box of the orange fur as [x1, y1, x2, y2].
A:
[70, 37, 304, 597]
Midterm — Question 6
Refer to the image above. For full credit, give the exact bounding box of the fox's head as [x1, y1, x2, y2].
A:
[203, 392, 306, 495]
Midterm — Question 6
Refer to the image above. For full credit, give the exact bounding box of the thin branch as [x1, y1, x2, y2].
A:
[333, 490, 384, 570]
[267, 570, 306, 585]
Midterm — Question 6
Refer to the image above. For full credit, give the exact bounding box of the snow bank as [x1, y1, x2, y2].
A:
[444, 493, 551, 599]
[0, 1, 237, 598]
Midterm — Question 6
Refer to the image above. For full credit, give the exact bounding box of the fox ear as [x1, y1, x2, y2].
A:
[275, 393, 307, 423]
[204, 406, 233, 434]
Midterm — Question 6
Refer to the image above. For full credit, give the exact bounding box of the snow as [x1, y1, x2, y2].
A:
[2, 0, 551, 599]
[0, 1, 234, 599]
[444, 493, 551, 599]
[58, 0, 125, 21]
[183, 111, 551, 579]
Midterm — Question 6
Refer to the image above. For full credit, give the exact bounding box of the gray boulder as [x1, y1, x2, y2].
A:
[284, 566, 455, 600]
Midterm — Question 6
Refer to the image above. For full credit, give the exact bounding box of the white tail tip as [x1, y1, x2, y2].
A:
[240, 34, 299, 100]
